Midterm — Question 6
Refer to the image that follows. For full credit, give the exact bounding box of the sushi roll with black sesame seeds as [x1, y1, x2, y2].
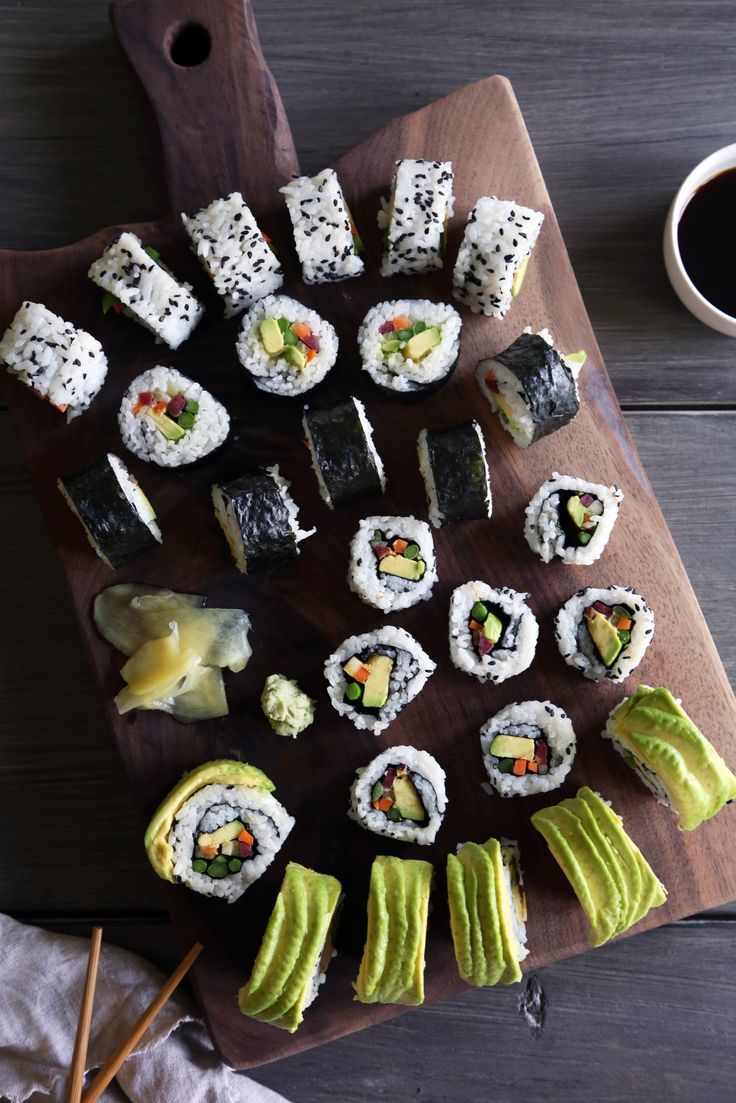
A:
[359, 299, 461, 400]
[0, 301, 108, 420]
[348, 745, 447, 845]
[348, 515, 437, 613]
[280, 168, 364, 284]
[303, 397, 385, 508]
[449, 582, 539, 685]
[555, 586, 655, 683]
[87, 232, 203, 349]
[452, 196, 544, 317]
[119, 366, 230, 467]
[378, 158, 454, 276]
[525, 472, 624, 564]
[417, 420, 492, 527]
[480, 701, 576, 797]
[212, 466, 315, 574]
[237, 294, 338, 396]
[181, 191, 283, 316]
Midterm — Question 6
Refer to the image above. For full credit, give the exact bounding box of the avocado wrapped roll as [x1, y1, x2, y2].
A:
[555, 585, 654, 683]
[349, 745, 447, 845]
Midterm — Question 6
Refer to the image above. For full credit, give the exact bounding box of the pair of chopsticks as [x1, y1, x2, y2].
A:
[65, 926, 203, 1103]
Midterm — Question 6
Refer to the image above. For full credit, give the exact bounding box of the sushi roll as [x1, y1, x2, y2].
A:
[238, 862, 343, 1032]
[58, 453, 160, 569]
[476, 329, 586, 448]
[236, 293, 338, 396]
[348, 745, 447, 845]
[447, 837, 528, 987]
[87, 232, 203, 349]
[181, 191, 283, 316]
[324, 625, 436, 736]
[119, 366, 230, 467]
[358, 299, 462, 399]
[480, 701, 576, 797]
[353, 856, 433, 1007]
[280, 168, 364, 283]
[348, 515, 437, 613]
[0, 301, 107, 420]
[212, 465, 314, 574]
[377, 158, 454, 276]
[303, 397, 385, 508]
[555, 586, 654, 683]
[603, 686, 736, 831]
[417, 420, 492, 528]
[452, 196, 544, 317]
[144, 759, 294, 903]
[449, 581, 539, 684]
[525, 472, 624, 565]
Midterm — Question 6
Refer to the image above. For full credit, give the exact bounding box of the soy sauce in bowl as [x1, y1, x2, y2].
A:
[677, 167, 736, 317]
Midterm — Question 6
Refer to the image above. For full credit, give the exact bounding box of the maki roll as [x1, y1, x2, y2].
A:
[348, 515, 437, 613]
[353, 856, 433, 1007]
[452, 196, 544, 317]
[555, 586, 654, 683]
[358, 299, 462, 399]
[604, 686, 736, 831]
[144, 759, 294, 903]
[212, 466, 314, 573]
[447, 837, 528, 987]
[303, 397, 386, 508]
[181, 191, 283, 316]
[237, 293, 338, 397]
[280, 168, 364, 283]
[119, 366, 229, 467]
[0, 301, 108, 420]
[88, 232, 203, 349]
[417, 420, 492, 528]
[324, 625, 435, 735]
[477, 330, 586, 448]
[480, 701, 576, 797]
[348, 745, 447, 845]
[58, 453, 160, 569]
[377, 158, 454, 276]
[238, 862, 342, 1032]
[525, 472, 623, 565]
[449, 581, 539, 684]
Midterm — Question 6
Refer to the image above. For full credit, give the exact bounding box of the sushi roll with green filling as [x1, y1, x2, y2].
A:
[348, 515, 437, 613]
[480, 701, 576, 797]
[238, 862, 343, 1033]
[453, 196, 544, 317]
[359, 299, 461, 399]
[212, 466, 314, 574]
[378, 158, 454, 276]
[280, 168, 364, 283]
[303, 398, 385, 508]
[555, 586, 654, 683]
[417, 420, 492, 528]
[348, 746, 447, 845]
[604, 686, 736, 831]
[119, 366, 230, 467]
[237, 293, 338, 396]
[449, 581, 539, 685]
[525, 472, 623, 565]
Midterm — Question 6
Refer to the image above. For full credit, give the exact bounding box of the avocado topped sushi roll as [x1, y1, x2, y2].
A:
[449, 582, 539, 684]
[525, 472, 624, 565]
[303, 397, 386, 508]
[281, 168, 364, 283]
[480, 701, 576, 797]
[378, 158, 454, 276]
[417, 420, 492, 527]
[237, 293, 338, 396]
[119, 366, 230, 467]
[359, 299, 461, 399]
[555, 586, 654, 683]
[349, 746, 447, 845]
[212, 465, 314, 573]
[348, 515, 437, 613]
[453, 196, 544, 317]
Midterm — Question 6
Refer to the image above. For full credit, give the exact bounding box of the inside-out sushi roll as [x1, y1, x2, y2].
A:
[144, 759, 294, 903]
[303, 397, 385, 508]
[280, 168, 364, 283]
[348, 745, 447, 845]
[238, 862, 343, 1033]
[212, 465, 314, 573]
[417, 420, 492, 527]
[449, 581, 539, 685]
[88, 231, 203, 349]
[0, 301, 108, 420]
[525, 472, 623, 565]
[58, 453, 160, 569]
[348, 515, 437, 613]
[181, 191, 283, 316]
[480, 701, 576, 797]
[358, 299, 461, 399]
[477, 330, 586, 448]
[119, 366, 229, 467]
[555, 585, 654, 683]
[377, 158, 454, 276]
[604, 686, 736, 831]
[324, 625, 435, 735]
[237, 293, 338, 396]
[452, 196, 544, 317]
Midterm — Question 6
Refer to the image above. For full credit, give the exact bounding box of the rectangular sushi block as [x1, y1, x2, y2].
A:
[303, 397, 385, 508]
[417, 420, 492, 527]
[212, 465, 314, 573]
[280, 168, 364, 283]
[453, 196, 544, 317]
[378, 158, 454, 276]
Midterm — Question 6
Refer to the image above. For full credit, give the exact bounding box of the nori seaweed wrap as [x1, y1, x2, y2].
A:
[303, 397, 386, 508]
[212, 465, 314, 573]
[417, 420, 492, 527]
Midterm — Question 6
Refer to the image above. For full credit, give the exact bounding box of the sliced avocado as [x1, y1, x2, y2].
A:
[379, 555, 426, 582]
[362, 654, 392, 709]
[392, 774, 425, 821]
[489, 735, 536, 761]
[493, 391, 516, 425]
[446, 851, 477, 984]
[284, 344, 306, 371]
[587, 610, 623, 667]
[482, 612, 503, 644]
[198, 819, 245, 850]
[260, 316, 285, 355]
[564, 349, 587, 368]
[467, 841, 509, 986]
[576, 788, 644, 931]
[457, 848, 488, 987]
[381, 338, 401, 355]
[404, 325, 441, 361]
[511, 253, 530, 298]
[354, 857, 391, 1001]
[392, 858, 432, 1006]
[560, 797, 629, 937]
[566, 494, 586, 528]
[146, 409, 185, 442]
[376, 856, 409, 1002]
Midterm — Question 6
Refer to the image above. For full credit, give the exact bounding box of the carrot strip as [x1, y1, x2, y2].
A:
[392, 315, 411, 331]
[373, 797, 393, 812]
[512, 759, 528, 776]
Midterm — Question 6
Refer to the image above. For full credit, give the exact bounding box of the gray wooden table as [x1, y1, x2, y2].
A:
[1, 1, 735, 1099]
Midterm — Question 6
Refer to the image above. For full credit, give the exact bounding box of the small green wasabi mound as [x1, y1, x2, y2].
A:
[144, 759, 274, 882]
[261, 673, 316, 738]
[604, 686, 736, 831]
[237, 862, 342, 1033]
[353, 856, 433, 1007]
[532, 786, 667, 947]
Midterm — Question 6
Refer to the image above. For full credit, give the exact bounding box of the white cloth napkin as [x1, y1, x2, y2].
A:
[0, 914, 290, 1103]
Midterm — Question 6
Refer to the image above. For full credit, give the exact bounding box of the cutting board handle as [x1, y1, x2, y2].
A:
[111, 0, 299, 216]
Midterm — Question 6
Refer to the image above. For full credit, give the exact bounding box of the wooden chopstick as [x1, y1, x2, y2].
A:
[80, 941, 203, 1103]
[66, 926, 103, 1103]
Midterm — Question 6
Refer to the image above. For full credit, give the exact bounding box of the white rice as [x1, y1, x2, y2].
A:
[500, 840, 529, 962]
[449, 581, 539, 684]
[417, 421, 492, 528]
[236, 293, 338, 396]
[280, 168, 363, 283]
[525, 472, 624, 565]
[452, 196, 544, 317]
[358, 299, 461, 394]
[181, 191, 283, 316]
[87, 231, 203, 349]
[348, 515, 437, 613]
[348, 745, 447, 845]
[480, 700, 576, 797]
[302, 397, 386, 508]
[377, 159, 454, 276]
[554, 585, 655, 683]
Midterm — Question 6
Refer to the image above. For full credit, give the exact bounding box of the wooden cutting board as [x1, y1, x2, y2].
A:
[2, 0, 735, 1070]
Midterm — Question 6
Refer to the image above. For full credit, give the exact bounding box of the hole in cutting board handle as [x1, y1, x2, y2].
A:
[168, 22, 212, 67]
